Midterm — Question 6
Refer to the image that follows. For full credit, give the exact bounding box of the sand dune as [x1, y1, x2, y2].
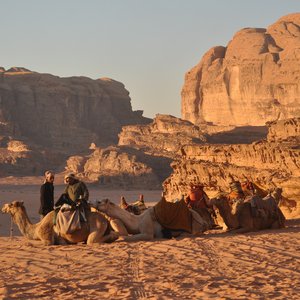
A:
[0, 186, 299, 299]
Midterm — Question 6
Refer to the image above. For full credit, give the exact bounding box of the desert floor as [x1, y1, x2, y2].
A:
[0, 185, 299, 300]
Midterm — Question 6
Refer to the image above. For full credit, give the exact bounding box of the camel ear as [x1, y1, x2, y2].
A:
[139, 194, 144, 203]
[120, 196, 127, 206]
[12, 201, 23, 207]
[103, 198, 110, 205]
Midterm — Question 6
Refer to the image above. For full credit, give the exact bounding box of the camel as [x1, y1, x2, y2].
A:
[1, 201, 118, 245]
[91, 198, 209, 241]
[119, 194, 147, 215]
[241, 180, 297, 213]
[211, 188, 285, 233]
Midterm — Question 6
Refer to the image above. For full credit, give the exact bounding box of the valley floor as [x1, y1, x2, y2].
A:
[0, 186, 299, 299]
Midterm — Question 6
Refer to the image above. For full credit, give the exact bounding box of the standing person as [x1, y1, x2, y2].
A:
[39, 171, 55, 219]
[63, 173, 90, 219]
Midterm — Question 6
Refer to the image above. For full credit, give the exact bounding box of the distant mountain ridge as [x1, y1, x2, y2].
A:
[0, 67, 150, 151]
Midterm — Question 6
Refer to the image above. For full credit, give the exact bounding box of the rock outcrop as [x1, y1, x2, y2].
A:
[164, 117, 300, 216]
[65, 146, 169, 189]
[182, 13, 300, 126]
[118, 114, 206, 156]
[267, 117, 300, 143]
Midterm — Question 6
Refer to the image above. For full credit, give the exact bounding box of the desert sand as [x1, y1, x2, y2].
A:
[0, 185, 299, 299]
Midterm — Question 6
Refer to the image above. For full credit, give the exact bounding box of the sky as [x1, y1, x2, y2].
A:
[1, 1, 299, 118]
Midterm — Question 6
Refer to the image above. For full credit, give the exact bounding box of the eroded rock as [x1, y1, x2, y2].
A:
[182, 13, 300, 126]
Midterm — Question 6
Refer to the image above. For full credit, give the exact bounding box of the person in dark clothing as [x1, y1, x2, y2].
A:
[63, 173, 89, 204]
[62, 173, 90, 221]
[39, 171, 55, 219]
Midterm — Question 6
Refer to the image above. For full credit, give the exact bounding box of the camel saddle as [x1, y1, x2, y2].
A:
[153, 198, 192, 233]
[55, 204, 83, 234]
[245, 195, 277, 211]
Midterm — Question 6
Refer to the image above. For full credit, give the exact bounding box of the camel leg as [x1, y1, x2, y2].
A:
[122, 220, 154, 241]
[110, 219, 129, 236]
[87, 231, 102, 245]
[39, 231, 55, 246]
[55, 236, 69, 245]
[86, 230, 119, 245]
[190, 210, 208, 234]
[123, 233, 154, 242]
[228, 227, 252, 234]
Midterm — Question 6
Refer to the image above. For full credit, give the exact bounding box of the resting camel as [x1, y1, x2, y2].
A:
[211, 188, 285, 233]
[91, 198, 209, 241]
[120, 195, 147, 215]
[1, 201, 118, 245]
[241, 180, 297, 213]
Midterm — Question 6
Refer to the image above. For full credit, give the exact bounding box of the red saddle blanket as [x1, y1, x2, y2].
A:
[153, 198, 192, 233]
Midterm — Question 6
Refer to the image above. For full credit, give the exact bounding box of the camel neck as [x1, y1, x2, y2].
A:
[107, 205, 139, 232]
[13, 208, 38, 240]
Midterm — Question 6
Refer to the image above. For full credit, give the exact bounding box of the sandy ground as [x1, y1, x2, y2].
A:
[0, 185, 299, 299]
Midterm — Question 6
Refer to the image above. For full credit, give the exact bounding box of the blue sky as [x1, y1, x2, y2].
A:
[1, 1, 299, 118]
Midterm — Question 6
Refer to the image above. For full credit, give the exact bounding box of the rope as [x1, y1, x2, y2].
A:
[10, 215, 14, 239]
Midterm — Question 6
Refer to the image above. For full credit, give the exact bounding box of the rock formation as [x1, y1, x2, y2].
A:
[65, 146, 168, 189]
[118, 114, 206, 156]
[163, 117, 300, 216]
[0, 67, 151, 176]
[0, 67, 150, 152]
[182, 13, 300, 126]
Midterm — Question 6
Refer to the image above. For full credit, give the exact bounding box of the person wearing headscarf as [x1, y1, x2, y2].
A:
[39, 170, 55, 218]
[63, 173, 89, 203]
[61, 173, 90, 220]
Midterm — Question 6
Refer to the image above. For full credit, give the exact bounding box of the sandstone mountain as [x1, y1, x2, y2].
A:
[182, 13, 300, 126]
[0, 67, 150, 151]
[0, 67, 150, 175]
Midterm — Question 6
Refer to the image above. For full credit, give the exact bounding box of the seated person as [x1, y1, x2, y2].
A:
[185, 183, 217, 228]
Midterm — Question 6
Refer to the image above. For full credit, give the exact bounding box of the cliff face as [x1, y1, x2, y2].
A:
[267, 117, 300, 142]
[0, 67, 151, 176]
[0, 67, 150, 152]
[182, 13, 300, 126]
[164, 118, 300, 216]
[65, 146, 168, 189]
[118, 114, 206, 156]
[62, 114, 206, 188]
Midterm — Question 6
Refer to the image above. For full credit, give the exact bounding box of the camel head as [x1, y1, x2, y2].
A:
[119, 195, 147, 215]
[91, 198, 114, 213]
[210, 195, 233, 213]
[1, 201, 25, 216]
[269, 187, 283, 205]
